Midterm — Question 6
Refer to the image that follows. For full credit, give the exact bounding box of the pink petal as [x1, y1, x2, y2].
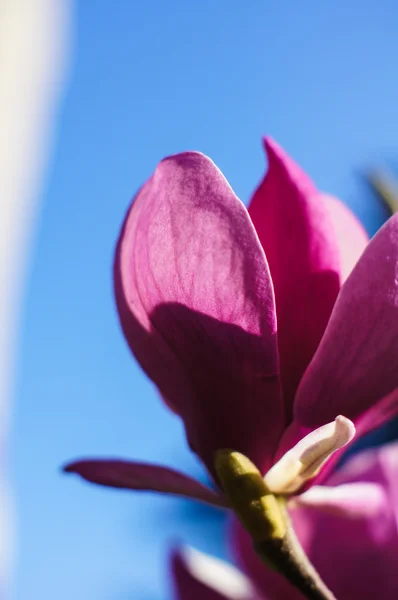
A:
[338, 443, 398, 533]
[356, 388, 398, 437]
[323, 194, 368, 281]
[295, 213, 398, 427]
[300, 507, 398, 600]
[171, 547, 262, 600]
[248, 139, 365, 421]
[379, 444, 398, 531]
[293, 482, 388, 519]
[115, 151, 283, 476]
[63, 459, 227, 507]
[233, 444, 398, 600]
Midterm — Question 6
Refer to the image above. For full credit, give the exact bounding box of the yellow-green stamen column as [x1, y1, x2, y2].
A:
[215, 449, 337, 600]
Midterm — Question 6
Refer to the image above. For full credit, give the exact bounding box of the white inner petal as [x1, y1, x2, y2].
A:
[180, 546, 256, 599]
[292, 483, 386, 518]
[264, 415, 355, 494]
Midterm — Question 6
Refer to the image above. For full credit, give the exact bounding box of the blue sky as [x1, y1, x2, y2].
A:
[11, 2, 398, 599]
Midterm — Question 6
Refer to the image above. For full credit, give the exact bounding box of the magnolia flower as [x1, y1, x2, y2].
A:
[170, 441, 398, 600]
[65, 138, 398, 596]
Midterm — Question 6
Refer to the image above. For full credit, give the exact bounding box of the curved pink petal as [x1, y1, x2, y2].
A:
[248, 139, 365, 421]
[295, 213, 398, 427]
[171, 547, 263, 600]
[115, 152, 283, 476]
[234, 444, 398, 600]
[63, 459, 227, 507]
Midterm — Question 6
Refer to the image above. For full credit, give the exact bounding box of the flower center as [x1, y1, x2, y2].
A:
[214, 417, 354, 600]
[213, 429, 348, 600]
[214, 416, 355, 517]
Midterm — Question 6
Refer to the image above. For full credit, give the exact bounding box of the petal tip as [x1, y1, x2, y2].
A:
[159, 150, 217, 175]
[62, 461, 78, 474]
[335, 415, 356, 444]
[261, 136, 316, 199]
[262, 136, 283, 164]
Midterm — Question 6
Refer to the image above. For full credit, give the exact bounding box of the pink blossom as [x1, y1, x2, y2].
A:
[171, 442, 398, 600]
[65, 137, 398, 504]
[65, 138, 398, 596]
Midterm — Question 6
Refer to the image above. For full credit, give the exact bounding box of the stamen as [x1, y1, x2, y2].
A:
[264, 416, 355, 495]
[214, 449, 286, 541]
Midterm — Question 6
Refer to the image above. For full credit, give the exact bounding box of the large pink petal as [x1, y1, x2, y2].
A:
[295, 213, 398, 427]
[303, 445, 398, 600]
[115, 152, 283, 476]
[335, 443, 398, 532]
[63, 459, 227, 507]
[248, 139, 366, 421]
[171, 547, 263, 600]
[234, 444, 398, 600]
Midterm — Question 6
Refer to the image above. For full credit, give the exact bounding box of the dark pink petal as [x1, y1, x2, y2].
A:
[248, 139, 365, 421]
[171, 547, 262, 600]
[115, 152, 283, 476]
[234, 444, 398, 600]
[295, 213, 398, 427]
[63, 459, 227, 507]
[356, 388, 398, 437]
